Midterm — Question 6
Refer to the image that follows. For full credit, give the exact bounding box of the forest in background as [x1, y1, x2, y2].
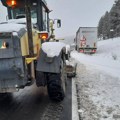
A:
[98, 0, 120, 40]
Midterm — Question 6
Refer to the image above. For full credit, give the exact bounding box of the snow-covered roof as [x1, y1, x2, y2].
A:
[0, 18, 37, 33]
[7, 18, 27, 24]
[0, 23, 26, 32]
[42, 42, 66, 57]
[7, 18, 37, 24]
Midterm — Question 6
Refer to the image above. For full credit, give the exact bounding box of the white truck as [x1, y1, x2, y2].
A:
[75, 27, 98, 53]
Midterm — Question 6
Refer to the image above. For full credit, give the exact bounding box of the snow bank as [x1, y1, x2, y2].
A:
[95, 37, 120, 61]
[71, 37, 120, 78]
[71, 51, 120, 78]
[42, 42, 66, 57]
[0, 23, 26, 32]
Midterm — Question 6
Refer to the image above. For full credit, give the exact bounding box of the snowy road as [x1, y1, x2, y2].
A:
[74, 62, 120, 120]
[0, 79, 72, 120]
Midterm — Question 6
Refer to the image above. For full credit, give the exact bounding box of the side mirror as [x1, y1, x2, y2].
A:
[57, 19, 61, 28]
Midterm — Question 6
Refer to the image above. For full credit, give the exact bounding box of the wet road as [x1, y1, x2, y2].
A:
[0, 78, 72, 120]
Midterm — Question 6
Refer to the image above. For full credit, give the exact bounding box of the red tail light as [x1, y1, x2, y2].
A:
[92, 49, 96, 53]
[80, 49, 84, 53]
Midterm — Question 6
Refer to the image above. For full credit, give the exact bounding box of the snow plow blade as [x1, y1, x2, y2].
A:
[66, 60, 77, 78]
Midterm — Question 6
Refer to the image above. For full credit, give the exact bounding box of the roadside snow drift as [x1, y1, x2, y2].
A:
[71, 37, 120, 78]
[71, 37, 120, 120]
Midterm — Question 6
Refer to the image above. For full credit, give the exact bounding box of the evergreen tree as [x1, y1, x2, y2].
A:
[98, 0, 120, 39]
[102, 11, 110, 39]
[98, 16, 104, 39]
[98, 12, 110, 39]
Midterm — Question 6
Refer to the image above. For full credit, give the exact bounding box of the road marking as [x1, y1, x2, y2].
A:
[72, 78, 79, 120]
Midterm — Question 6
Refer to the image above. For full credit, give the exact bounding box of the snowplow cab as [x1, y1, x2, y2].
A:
[1, 0, 50, 32]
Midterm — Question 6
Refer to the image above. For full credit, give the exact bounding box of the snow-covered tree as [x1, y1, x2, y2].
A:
[98, 0, 120, 39]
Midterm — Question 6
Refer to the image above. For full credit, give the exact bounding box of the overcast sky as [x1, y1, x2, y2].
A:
[0, 2, 7, 22]
[47, 0, 114, 38]
[0, 0, 114, 38]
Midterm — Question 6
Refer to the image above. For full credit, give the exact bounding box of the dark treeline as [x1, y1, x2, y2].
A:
[98, 0, 120, 39]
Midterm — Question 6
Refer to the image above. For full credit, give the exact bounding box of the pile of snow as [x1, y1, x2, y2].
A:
[95, 37, 120, 62]
[42, 42, 66, 57]
[0, 23, 26, 32]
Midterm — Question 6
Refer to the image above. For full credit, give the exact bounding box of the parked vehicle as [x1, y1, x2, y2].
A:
[75, 27, 98, 53]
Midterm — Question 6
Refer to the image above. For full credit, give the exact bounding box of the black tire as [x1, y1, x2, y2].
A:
[77, 46, 79, 52]
[47, 73, 65, 102]
[0, 93, 12, 101]
[75, 45, 77, 50]
[36, 71, 47, 87]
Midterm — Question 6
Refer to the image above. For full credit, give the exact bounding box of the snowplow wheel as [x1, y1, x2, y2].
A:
[0, 93, 12, 101]
[47, 58, 67, 102]
[47, 73, 65, 102]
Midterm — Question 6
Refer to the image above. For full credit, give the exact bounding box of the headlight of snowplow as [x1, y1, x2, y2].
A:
[0, 41, 9, 49]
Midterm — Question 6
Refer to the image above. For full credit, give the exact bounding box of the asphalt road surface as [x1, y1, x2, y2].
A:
[0, 78, 72, 120]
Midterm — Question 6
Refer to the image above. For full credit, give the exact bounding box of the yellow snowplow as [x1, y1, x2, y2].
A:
[0, 0, 67, 102]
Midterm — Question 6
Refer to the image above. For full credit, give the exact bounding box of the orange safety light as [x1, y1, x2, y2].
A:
[39, 31, 49, 40]
[6, 0, 17, 7]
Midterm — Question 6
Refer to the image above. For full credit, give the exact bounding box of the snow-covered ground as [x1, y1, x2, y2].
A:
[71, 37, 120, 120]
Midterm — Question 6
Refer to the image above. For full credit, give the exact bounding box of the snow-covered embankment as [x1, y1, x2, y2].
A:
[71, 38, 120, 120]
